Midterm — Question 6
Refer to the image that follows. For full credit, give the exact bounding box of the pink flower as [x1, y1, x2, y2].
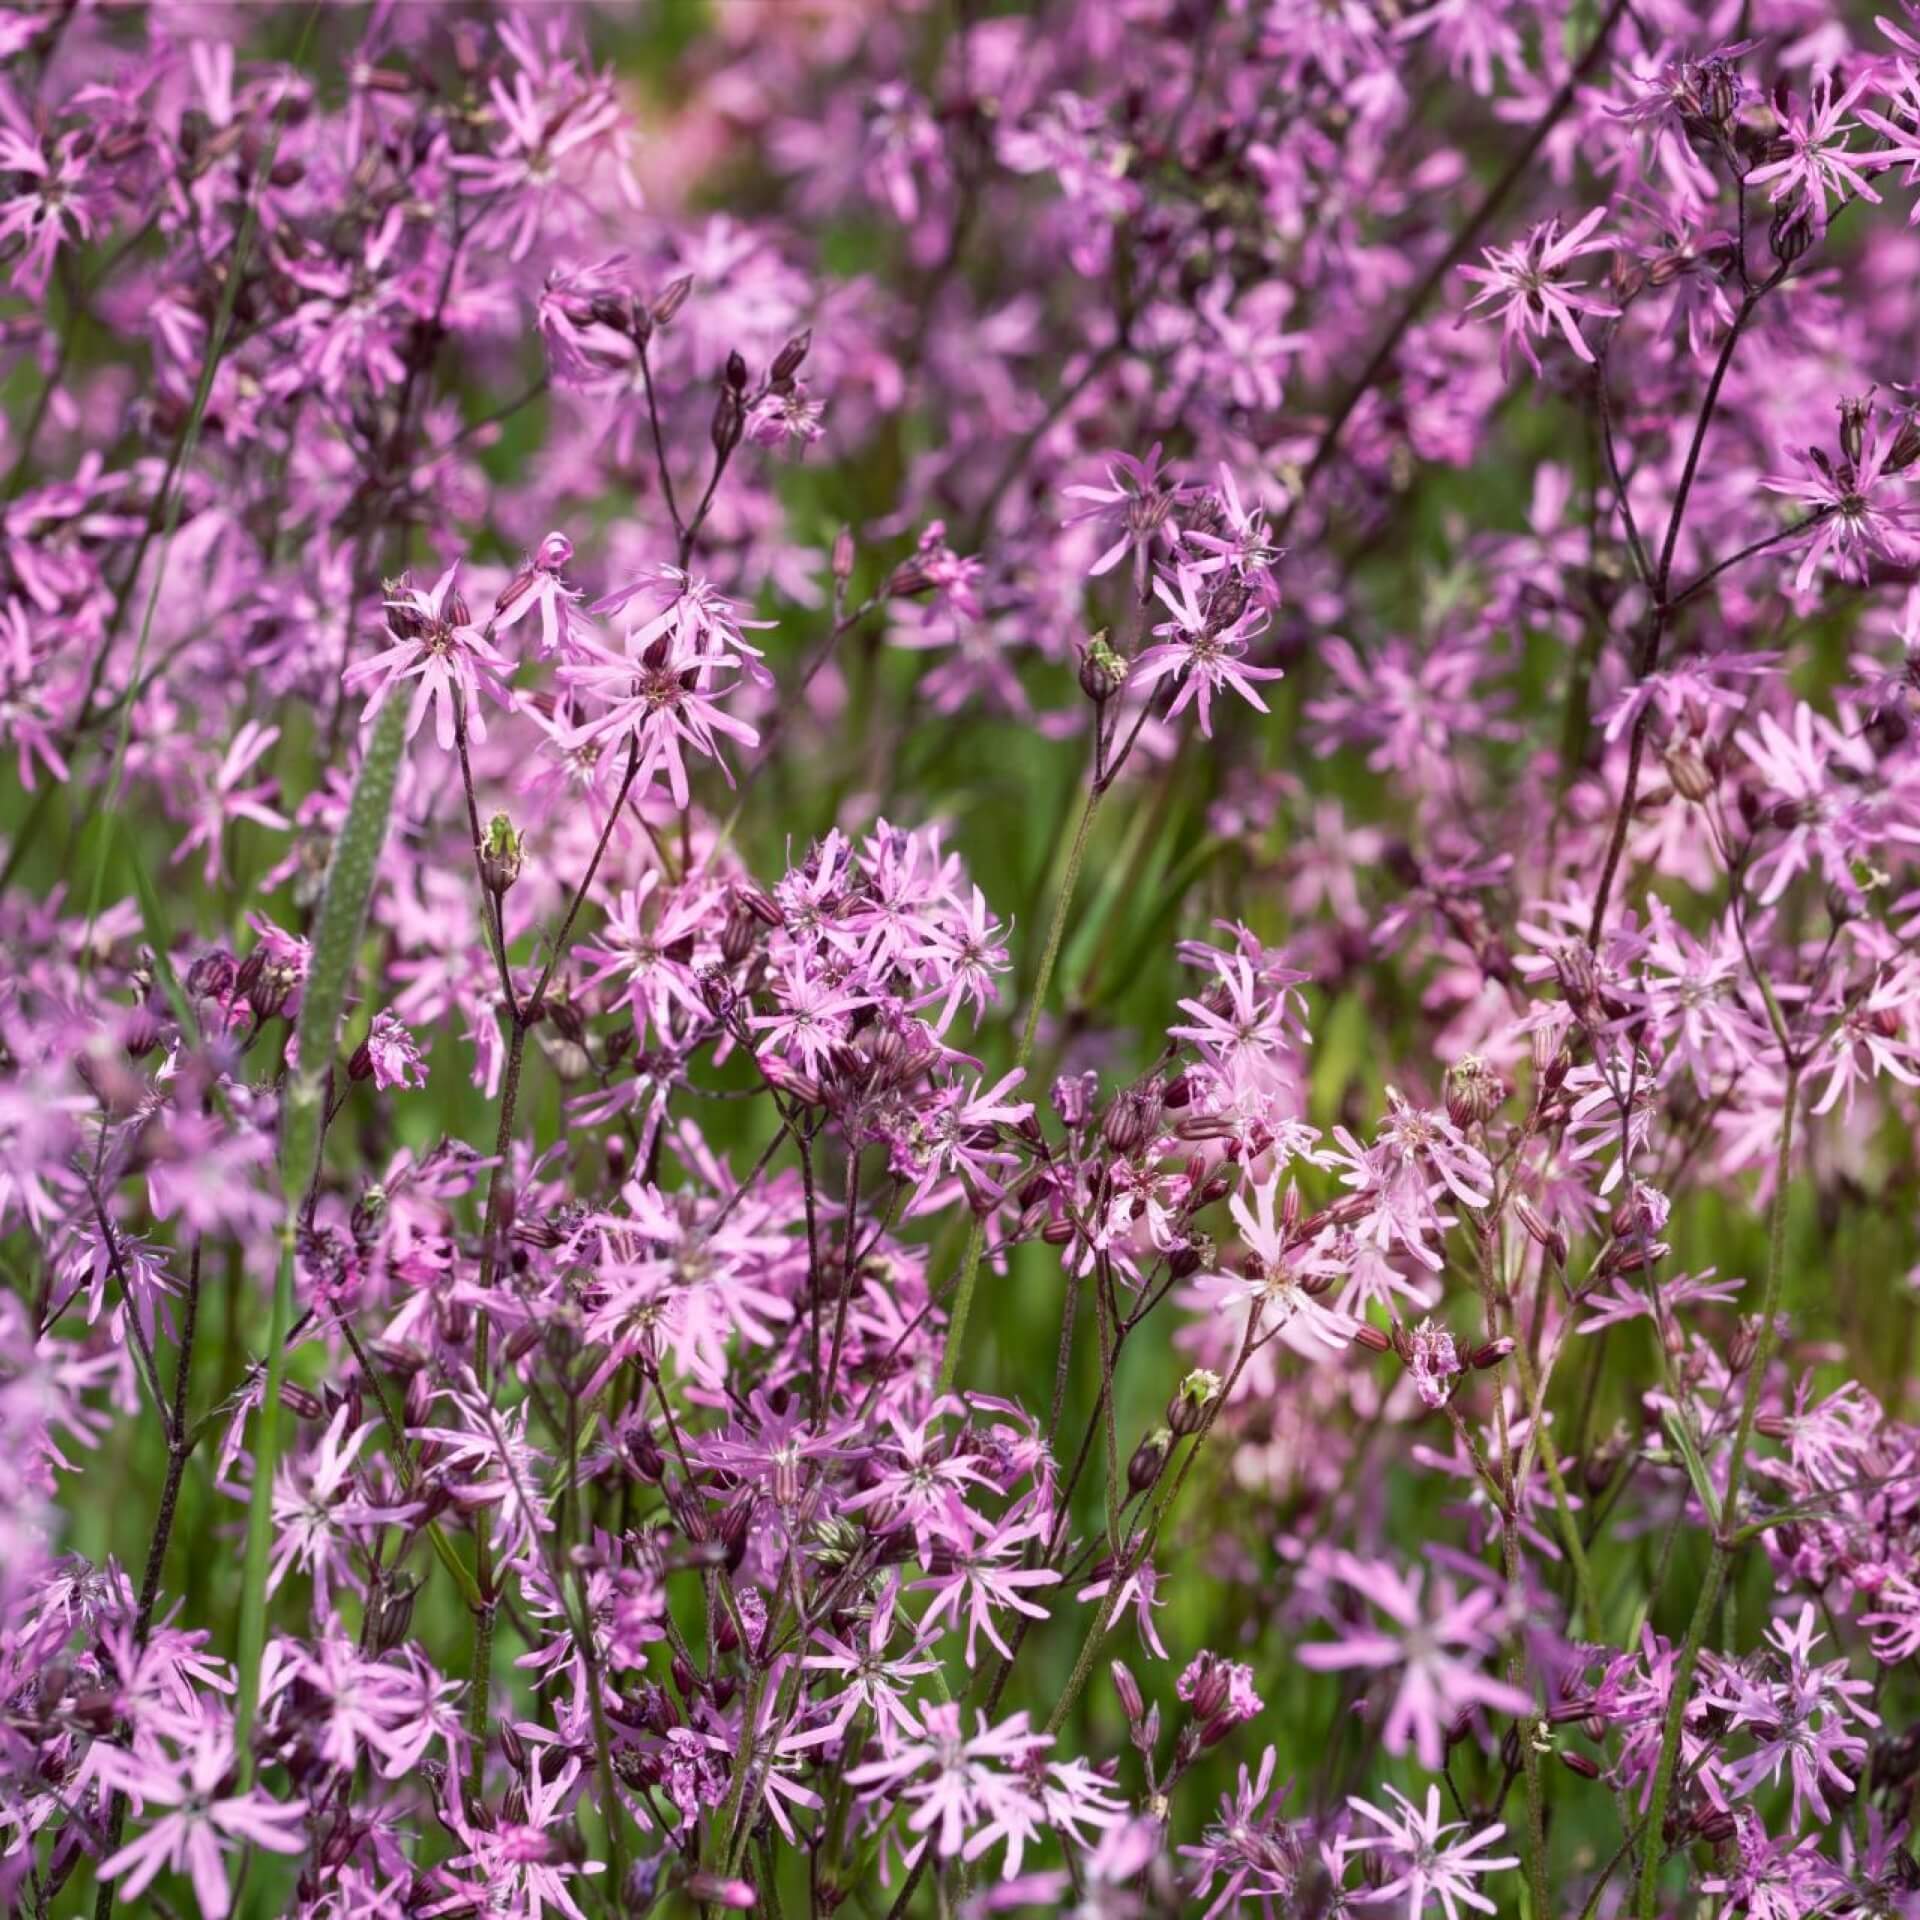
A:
[1298, 1551, 1532, 1769]
[1130, 563, 1284, 738]
[343, 564, 516, 753]
[96, 1730, 306, 1918]
[1459, 207, 1617, 376]
[1341, 1783, 1518, 1920]
[558, 590, 761, 808]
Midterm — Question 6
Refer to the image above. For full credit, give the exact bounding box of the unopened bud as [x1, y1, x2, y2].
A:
[770, 329, 812, 385]
[1770, 203, 1814, 265]
[1111, 1660, 1144, 1724]
[721, 893, 763, 966]
[1128, 1427, 1172, 1495]
[686, 1875, 756, 1910]
[1079, 632, 1128, 703]
[1167, 1369, 1220, 1436]
[712, 382, 744, 457]
[1663, 739, 1715, 804]
[651, 274, 693, 328]
[481, 813, 523, 895]
[626, 1424, 665, 1483]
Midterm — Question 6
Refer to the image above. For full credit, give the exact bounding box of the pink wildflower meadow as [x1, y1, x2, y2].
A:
[9, 5, 1920, 1918]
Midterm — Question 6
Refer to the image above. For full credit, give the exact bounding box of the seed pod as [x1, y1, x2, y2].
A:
[1770, 203, 1813, 264]
[1102, 1085, 1161, 1157]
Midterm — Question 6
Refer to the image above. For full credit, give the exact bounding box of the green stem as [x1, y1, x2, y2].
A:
[937, 781, 1102, 1391]
[232, 1230, 295, 1787]
[1633, 1061, 1799, 1917]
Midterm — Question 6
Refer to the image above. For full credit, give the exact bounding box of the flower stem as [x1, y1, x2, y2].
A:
[936, 779, 1102, 1392]
[1633, 1059, 1799, 1917]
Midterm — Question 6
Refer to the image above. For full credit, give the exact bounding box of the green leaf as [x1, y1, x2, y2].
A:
[233, 689, 409, 1789]
[1662, 1408, 1722, 1532]
[1311, 990, 1371, 1126]
[128, 842, 200, 1044]
[284, 691, 411, 1201]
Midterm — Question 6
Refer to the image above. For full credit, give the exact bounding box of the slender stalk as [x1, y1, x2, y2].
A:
[936, 780, 1102, 1391]
[1587, 267, 1786, 947]
[232, 1230, 295, 1788]
[93, 1244, 200, 1920]
[1633, 1059, 1800, 1917]
[1273, 0, 1629, 539]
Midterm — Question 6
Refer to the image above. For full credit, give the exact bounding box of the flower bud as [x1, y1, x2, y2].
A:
[651, 274, 693, 328]
[1769, 203, 1813, 265]
[832, 524, 856, 585]
[1079, 631, 1128, 703]
[1128, 1427, 1172, 1495]
[1167, 1369, 1220, 1436]
[1351, 1322, 1392, 1354]
[481, 813, 523, 896]
[721, 892, 763, 966]
[1663, 739, 1715, 804]
[626, 1423, 665, 1483]
[712, 381, 744, 457]
[771, 329, 812, 385]
[1111, 1660, 1144, 1724]
[686, 1875, 756, 1910]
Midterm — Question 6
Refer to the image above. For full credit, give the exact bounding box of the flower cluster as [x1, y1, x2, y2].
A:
[11, 4, 1920, 1918]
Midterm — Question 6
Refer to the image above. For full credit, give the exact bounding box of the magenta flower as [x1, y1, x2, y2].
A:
[343, 564, 516, 753]
[1062, 444, 1194, 585]
[1299, 1551, 1532, 1769]
[558, 600, 760, 808]
[358, 1010, 429, 1092]
[96, 1730, 306, 1918]
[169, 720, 289, 886]
[493, 531, 583, 657]
[846, 1702, 1052, 1877]
[1748, 73, 1884, 234]
[1459, 207, 1617, 376]
[1341, 1784, 1518, 1920]
[1762, 411, 1920, 589]
[1131, 562, 1284, 738]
